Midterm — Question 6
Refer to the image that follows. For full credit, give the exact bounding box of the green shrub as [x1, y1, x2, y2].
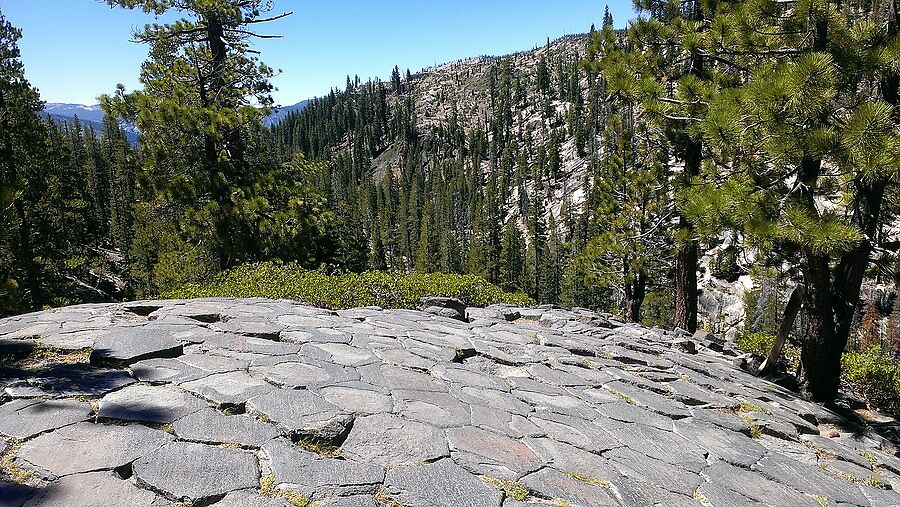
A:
[735, 331, 800, 370]
[735, 334, 900, 417]
[842, 347, 900, 417]
[162, 262, 532, 310]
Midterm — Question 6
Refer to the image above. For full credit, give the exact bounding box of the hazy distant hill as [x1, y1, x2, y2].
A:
[43, 99, 309, 139]
[44, 111, 140, 144]
[263, 100, 310, 127]
[44, 103, 139, 144]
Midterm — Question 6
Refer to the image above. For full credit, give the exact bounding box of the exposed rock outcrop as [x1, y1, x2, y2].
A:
[1, 299, 898, 506]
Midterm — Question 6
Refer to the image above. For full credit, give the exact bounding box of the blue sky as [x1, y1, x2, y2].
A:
[3, 1, 635, 106]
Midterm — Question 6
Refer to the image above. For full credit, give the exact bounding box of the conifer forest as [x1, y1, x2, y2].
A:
[2, 0, 900, 405]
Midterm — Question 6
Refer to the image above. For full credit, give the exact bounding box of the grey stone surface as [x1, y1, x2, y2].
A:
[384, 459, 503, 507]
[16, 422, 173, 477]
[90, 327, 183, 367]
[520, 468, 619, 506]
[22, 471, 164, 506]
[265, 438, 384, 497]
[133, 441, 259, 503]
[180, 370, 275, 408]
[172, 407, 279, 447]
[3, 364, 134, 398]
[247, 388, 353, 441]
[0, 399, 92, 439]
[447, 426, 543, 478]
[97, 383, 206, 424]
[342, 413, 449, 466]
[3, 298, 900, 506]
[216, 490, 291, 506]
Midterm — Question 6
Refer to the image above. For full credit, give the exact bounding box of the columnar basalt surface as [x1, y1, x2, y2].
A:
[1, 298, 899, 506]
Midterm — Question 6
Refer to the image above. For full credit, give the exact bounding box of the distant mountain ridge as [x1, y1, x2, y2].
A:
[43, 100, 309, 137]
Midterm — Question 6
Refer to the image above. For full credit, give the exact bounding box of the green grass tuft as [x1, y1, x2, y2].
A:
[482, 476, 530, 501]
[566, 471, 612, 489]
[606, 388, 636, 405]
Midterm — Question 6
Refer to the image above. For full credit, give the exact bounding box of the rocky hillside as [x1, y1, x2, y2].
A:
[1, 299, 899, 506]
[272, 32, 756, 336]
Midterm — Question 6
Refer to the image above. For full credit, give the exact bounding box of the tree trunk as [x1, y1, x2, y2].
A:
[673, 2, 704, 333]
[624, 272, 647, 323]
[798, 250, 841, 401]
[760, 284, 805, 375]
[674, 138, 701, 332]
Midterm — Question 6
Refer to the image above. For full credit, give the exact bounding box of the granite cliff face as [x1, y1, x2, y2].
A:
[1, 299, 899, 506]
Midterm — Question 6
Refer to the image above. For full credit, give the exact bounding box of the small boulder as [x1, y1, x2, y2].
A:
[672, 339, 697, 355]
[421, 297, 467, 322]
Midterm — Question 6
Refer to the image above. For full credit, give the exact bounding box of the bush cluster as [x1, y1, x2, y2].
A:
[734, 331, 800, 371]
[162, 262, 532, 310]
[736, 333, 900, 417]
[842, 348, 900, 417]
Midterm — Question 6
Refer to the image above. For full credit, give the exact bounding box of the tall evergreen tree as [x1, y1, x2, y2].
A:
[0, 10, 45, 311]
[685, 0, 900, 401]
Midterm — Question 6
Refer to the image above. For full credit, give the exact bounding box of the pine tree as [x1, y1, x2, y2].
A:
[0, 10, 48, 312]
[684, 0, 900, 401]
[609, 0, 738, 331]
[602, 5, 613, 29]
[499, 218, 526, 291]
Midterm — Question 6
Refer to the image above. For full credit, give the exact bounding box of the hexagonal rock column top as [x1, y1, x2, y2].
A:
[22, 471, 164, 506]
[172, 408, 280, 448]
[264, 438, 385, 497]
[132, 441, 259, 504]
[89, 327, 184, 367]
[15, 422, 173, 478]
[384, 459, 502, 507]
[340, 413, 449, 467]
[246, 388, 353, 442]
[0, 399, 92, 439]
[97, 383, 207, 424]
[3, 364, 134, 399]
[446, 426, 543, 479]
[180, 370, 276, 409]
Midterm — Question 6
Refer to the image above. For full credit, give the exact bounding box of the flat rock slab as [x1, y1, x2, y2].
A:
[520, 468, 619, 507]
[22, 471, 164, 506]
[0, 399, 92, 439]
[90, 327, 183, 367]
[3, 364, 134, 398]
[217, 490, 292, 506]
[16, 422, 173, 478]
[133, 441, 259, 503]
[247, 389, 352, 441]
[172, 408, 279, 448]
[180, 370, 275, 408]
[2, 298, 900, 506]
[341, 413, 449, 466]
[384, 459, 502, 507]
[265, 439, 384, 497]
[97, 383, 206, 424]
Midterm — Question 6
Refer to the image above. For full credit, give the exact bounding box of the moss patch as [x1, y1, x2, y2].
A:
[374, 486, 406, 507]
[693, 488, 712, 507]
[482, 476, 529, 501]
[566, 471, 611, 489]
[736, 400, 769, 415]
[260, 473, 318, 506]
[738, 414, 762, 438]
[294, 437, 342, 458]
[606, 388, 635, 405]
[0, 442, 33, 485]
